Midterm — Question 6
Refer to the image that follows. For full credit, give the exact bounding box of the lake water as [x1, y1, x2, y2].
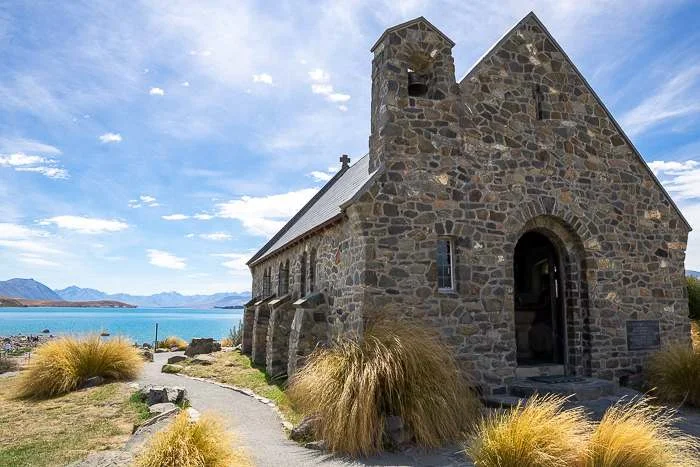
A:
[0, 307, 243, 345]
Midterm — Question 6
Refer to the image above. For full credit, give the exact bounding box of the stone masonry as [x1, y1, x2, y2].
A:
[244, 13, 691, 394]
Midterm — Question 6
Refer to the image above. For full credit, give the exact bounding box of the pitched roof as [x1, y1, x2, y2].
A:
[459, 11, 691, 231]
[370, 16, 455, 52]
[247, 154, 377, 266]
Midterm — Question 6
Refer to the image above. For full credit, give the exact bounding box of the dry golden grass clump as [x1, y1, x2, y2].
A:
[15, 335, 143, 399]
[586, 397, 700, 467]
[647, 343, 700, 407]
[691, 321, 700, 351]
[466, 394, 591, 467]
[287, 320, 481, 456]
[136, 411, 251, 467]
[158, 336, 188, 351]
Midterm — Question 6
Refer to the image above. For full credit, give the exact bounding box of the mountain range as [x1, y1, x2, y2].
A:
[0, 278, 250, 308]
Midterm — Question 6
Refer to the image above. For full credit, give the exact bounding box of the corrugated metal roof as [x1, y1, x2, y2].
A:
[247, 154, 375, 265]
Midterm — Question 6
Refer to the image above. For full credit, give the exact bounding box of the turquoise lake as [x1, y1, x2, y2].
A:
[0, 307, 243, 345]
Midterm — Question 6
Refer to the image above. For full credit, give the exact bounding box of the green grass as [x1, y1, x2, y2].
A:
[0, 379, 142, 466]
[178, 350, 301, 424]
[129, 392, 151, 422]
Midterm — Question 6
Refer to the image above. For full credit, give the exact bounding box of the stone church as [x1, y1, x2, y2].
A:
[243, 12, 691, 395]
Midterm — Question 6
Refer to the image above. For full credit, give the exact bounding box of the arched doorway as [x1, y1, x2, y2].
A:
[513, 231, 566, 366]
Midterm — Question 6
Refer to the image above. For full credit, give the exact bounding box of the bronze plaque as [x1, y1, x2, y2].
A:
[626, 320, 661, 351]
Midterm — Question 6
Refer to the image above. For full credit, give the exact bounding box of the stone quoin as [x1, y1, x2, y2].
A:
[243, 12, 691, 394]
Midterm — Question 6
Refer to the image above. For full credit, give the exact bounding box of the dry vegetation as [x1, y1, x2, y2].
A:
[287, 321, 481, 456]
[135, 411, 251, 467]
[158, 336, 188, 350]
[646, 343, 700, 407]
[178, 350, 299, 423]
[0, 380, 143, 467]
[692, 321, 700, 351]
[221, 323, 243, 347]
[15, 336, 143, 399]
[466, 394, 591, 467]
[586, 398, 700, 467]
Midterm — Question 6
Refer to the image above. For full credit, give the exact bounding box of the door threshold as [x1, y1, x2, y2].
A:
[515, 364, 565, 379]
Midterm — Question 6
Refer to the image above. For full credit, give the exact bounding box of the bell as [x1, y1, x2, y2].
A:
[407, 71, 428, 97]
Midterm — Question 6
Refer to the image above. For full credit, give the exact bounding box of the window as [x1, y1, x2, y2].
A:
[533, 84, 544, 120]
[309, 248, 317, 293]
[437, 238, 454, 291]
[278, 260, 289, 296]
[299, 252, 307, 296]
[262, 267, 271, 297]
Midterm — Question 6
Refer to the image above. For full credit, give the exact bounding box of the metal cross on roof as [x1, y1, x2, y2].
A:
[339, 154, 351, 168]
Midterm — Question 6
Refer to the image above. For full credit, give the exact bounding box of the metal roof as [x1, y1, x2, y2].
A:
[247, 154, 376, 265]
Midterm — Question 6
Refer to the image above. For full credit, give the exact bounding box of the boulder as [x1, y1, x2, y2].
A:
[165, 386, 188, 405]
[167, 355, 187, 364]
[184, 338, 220, 357]
[141, 343, 152, 349]
[139, 385, 188, 405]
[191, 354, 216, 365]
[161, 364, 183, 374]
[80, 376, 105, 389]
[41, 329, 50, 334]
[149, 402, 178, 415]
[290, 415, 318, 442]
[154, 348, 167, 353]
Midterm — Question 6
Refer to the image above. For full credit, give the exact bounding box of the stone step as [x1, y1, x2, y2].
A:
[508, 376, 619, 401]
[483, 394, 527, 409]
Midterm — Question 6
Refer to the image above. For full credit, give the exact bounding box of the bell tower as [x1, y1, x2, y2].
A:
[368, 17, 459, 173]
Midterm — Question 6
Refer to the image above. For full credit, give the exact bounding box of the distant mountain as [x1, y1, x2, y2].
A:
[55, 286, 250, 309]
[689, 270, 700, 278]
[0, 278, 63, 300]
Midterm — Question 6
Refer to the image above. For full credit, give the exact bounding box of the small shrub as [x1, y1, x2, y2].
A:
[136, 411, 250, 467]
[0, 356, 18, 374]
[15, 335, 143, 399]
[158, 336, 188, 351]
[692, 321, 700, 351]
[586, 397, 700, 467]
[688, 276, 700, 321]
[221, 322, 243, 347]
[287, 320, 481, 456]
[647, 343, 700, 407]
[465, 394, 591, 467]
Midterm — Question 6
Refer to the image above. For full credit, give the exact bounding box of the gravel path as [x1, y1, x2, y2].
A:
[139, 352, 471, 467]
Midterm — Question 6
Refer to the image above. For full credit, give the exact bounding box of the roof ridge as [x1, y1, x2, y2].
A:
[246, 154, 368, 265]
[458, 11, 691, 231]
[370, 16, 455, 52]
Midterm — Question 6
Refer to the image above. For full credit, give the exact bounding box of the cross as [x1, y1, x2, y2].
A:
[339, 154, 351, 168]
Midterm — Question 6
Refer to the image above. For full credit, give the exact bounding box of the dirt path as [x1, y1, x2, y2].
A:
[139, 352, 471, 467]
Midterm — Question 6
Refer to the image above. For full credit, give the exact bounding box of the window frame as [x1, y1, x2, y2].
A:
[436, 237, 456, 292]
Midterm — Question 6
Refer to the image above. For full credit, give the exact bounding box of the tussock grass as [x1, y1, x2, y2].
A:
[158, 336, 188, 350]
[465, 394, 591, 467]
[647, 343, 700, 407]
[136, 411, 251, 467]
[15, 336, 143, 399]
[221, 322, 243, 347]
[586, 397, 700, 467]
[692, 321, 700, 351]
[287, 320, 481, 456]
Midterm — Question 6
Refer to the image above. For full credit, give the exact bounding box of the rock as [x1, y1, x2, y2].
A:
[154, 348, 167, 353]
[161, 364, 183, 374]
[282, 421, 294, 431]
[68, 450, 134, 466]
[139, 385, 187, 405]
[140, 349, 153, 362]
[165, 387, 187, 405]
[184, 337, 221, 357]
[191, 354, 216, 365]
[185, 407, 200, 422]
[141, 343, 152, 349]
[167, 355, 187, 364]
[149, 402, 178, 414]
[81, 376, 105, 389]
[170, 346, 179, 352]
[41, 329, 50, 333]
[304, 440, 326, 451]
[290, 415, 318, 442]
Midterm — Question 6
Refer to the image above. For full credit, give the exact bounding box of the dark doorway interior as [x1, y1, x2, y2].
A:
[514, 232, 565, 365]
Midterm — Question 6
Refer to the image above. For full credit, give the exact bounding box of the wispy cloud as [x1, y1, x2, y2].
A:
[128, 195, 159, 208]
[149, 87, 165, 96]
[651, 159, 700, 201]
[0, 152, 68, 179]
[215, 188, 317, 236]
[18, 253, 60, 267]
[199, 232, 232, 241]
[252, 73, 273, 85]
[0, 137, 61, 155]
[308, 67, 350, 103]
[15, 166, 69, 179]
[0, 222, 61, 255]
[193, 213, 213, 220]
[147, 249, 186, 269]
[39, 216, 128, 234]
[162, 214, 189, 221]
[308, 165, 339, 182]
[99, 132, 123, 143]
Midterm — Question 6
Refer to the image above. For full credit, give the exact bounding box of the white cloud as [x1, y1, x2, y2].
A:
[652, 159, 700, 201]
[327, 92, 350, 103]
[181, 81, 190, 87]
[308, 68, 330, 82]
[309, 82, 350, 104]
[194, 213, 214, 220]
[0, 153, 50, 166]
[0, 223, 61, 255]
[252, 73, 273, 85]
[129, 195, 159, 208]
[0, 137, 61, 155]
[199, 232, 232, 241]
[338, 105, 348, 112]
[311, 83, 334, 95]
[149, 87, 165, 96]
[15, 166, 69, 179]
[162, 214, 189, 221]
[0, 223, 48, 239]
[185, 233, 195, 238]
[39, 216, 128, 234]
[99, 132, 122, 143]
[147, 249, 186, 270]
[215, 188, 317, 237]
[308, 166, 339, 182]
[648, 160, 699, 175]
[18, 253, 59, 267]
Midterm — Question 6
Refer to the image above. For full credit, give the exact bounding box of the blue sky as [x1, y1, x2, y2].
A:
[0, 1, 699, 295]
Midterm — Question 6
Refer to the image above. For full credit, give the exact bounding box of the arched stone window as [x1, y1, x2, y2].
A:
[309, 248, 317, 293]
[299, 252, 307, 296]
[278, 260, 290, 296]
[262, 267, 271, 297]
